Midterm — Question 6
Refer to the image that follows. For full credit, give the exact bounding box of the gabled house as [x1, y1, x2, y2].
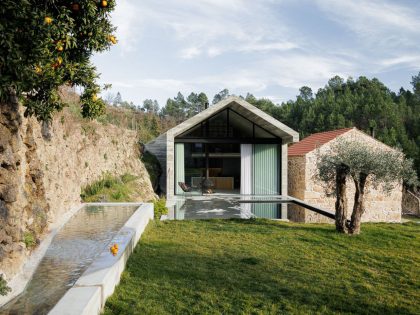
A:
[146, 96, 299, 219]
[288, 127, 402, 223]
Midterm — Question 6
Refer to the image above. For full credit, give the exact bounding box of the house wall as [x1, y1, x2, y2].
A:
[287, 155, 306, 222]
[288, 129, 402, 223]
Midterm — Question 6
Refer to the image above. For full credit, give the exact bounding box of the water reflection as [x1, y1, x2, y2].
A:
[171, 196, 285, 220]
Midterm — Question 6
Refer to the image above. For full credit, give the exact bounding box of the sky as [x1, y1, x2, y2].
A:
[92, 0, 420, 107]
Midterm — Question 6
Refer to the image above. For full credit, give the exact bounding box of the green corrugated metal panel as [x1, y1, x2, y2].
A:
[252, 144, 279, 218]
[252, 144, 279, 194]
[175, 143, 185, 195]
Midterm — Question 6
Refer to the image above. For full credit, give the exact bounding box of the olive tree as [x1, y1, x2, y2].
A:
[0, 0, 116, 122]
[317, 139, 418, 235]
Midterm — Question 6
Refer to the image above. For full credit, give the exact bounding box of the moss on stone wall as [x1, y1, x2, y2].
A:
[141, 151, 162, 193]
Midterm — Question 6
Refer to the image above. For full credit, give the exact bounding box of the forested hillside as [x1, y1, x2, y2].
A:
[103, 73, 419, 177]
[251, 74, 420, 178]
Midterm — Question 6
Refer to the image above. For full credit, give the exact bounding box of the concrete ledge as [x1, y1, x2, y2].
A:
[49, 203, 154, 315]
[47, 287, 102, 315]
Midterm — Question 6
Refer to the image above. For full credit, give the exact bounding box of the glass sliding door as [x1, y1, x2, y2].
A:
[184, 143, 205, 193]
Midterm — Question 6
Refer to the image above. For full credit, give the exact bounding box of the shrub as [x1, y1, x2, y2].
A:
[121, 173, 138, 184]
[81, 173, 139, 202]
[23, 231, 36, 248]
[81, 173, 120, 199]
[0, 274, 11, 296]
[153, 198, 168, 220]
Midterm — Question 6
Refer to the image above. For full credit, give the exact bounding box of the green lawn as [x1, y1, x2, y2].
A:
[103, 220, 420, 315]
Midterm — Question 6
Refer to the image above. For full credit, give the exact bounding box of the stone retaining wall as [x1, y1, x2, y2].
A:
[0, 104, 155, 283]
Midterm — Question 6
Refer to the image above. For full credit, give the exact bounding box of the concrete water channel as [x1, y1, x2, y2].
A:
[0, 203, 153, 315]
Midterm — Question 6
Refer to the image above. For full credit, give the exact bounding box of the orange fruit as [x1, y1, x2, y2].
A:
[52, 58, 61, 69]
[44, 17, 53, 24]
[56, 46, 64, 52]
[107, 35, 117, 44]
[100, 1, 108, 8]
[34, 66, 42, 74]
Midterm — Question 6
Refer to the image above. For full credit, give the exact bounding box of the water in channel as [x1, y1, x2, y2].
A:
[0, 204, 138, 315]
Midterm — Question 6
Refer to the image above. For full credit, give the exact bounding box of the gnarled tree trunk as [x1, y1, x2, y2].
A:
[349, 173, 368, 235]
[335, 164, 349, 233]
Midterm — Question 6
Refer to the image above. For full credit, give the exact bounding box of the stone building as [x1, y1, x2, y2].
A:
[288, 127, 402, 223]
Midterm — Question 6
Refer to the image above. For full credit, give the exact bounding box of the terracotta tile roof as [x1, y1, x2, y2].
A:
[288, 127, 354, 156]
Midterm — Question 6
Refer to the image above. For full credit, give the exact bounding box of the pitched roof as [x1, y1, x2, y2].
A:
[288, 127, 354, 156]
[166, 96, 299, 143]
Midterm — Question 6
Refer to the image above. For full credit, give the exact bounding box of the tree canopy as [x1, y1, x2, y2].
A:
[1, 0, 116, 121]
[245, 74, 420, 178]
[160, 91, 209, 122]
[317, 138, 417, 234]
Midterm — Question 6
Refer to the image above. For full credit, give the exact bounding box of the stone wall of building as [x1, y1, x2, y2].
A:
[287, 155, 306, 222]
[288, 129, 402, 223]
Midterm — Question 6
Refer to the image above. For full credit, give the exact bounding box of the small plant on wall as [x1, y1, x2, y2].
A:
[0, 274, 11, 296]
[317, 139, 418, 235]
[23, 231, 37, 248]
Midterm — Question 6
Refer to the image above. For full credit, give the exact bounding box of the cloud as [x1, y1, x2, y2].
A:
[379, 55, 420, 69]
[314, 0, 420, 43]
[180, 46, 202, 59]
[313, 0, 420, 74]
[111, 0, 143, 53]
[95, 0, 420, 107]
[127, 0, 297, 59]
[113, 78, 192, 91]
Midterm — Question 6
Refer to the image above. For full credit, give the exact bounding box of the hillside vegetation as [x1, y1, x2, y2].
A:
[62, 71, 420, 183]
